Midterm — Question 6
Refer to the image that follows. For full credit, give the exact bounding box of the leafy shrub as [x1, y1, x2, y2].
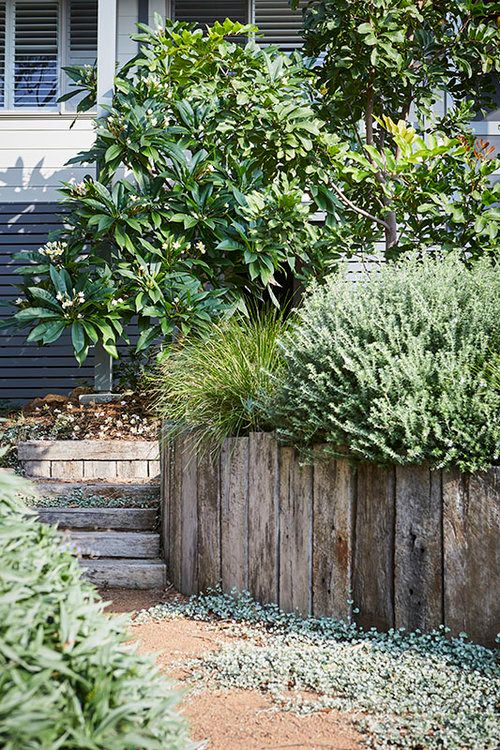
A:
[4, 20, 338, 364]
[148, 309, 286, 446]
[270, 255, 500, 472]
[0, 470, 190, 750]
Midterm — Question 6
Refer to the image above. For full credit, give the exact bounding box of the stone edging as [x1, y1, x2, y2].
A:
[18, 440, 160, 481]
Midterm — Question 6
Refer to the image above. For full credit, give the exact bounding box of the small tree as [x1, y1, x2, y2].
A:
[295, 0, 500, 257]
[5, 20, 337, 364]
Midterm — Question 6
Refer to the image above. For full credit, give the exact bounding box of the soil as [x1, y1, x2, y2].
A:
[2, 389, 159, 442]
[102, 588, 364, 750]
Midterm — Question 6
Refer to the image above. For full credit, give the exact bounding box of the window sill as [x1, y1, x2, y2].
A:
[0, 110, 97, 120]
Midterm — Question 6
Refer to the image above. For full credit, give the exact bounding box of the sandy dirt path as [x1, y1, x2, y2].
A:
[103, 588, 365, 750]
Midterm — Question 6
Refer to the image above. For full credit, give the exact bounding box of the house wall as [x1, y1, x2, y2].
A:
[0, 0, 145, 401]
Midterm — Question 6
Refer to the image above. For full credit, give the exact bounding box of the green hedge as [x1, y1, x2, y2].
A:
[0, 471, 190, 750]
[270, 255, 500, 472]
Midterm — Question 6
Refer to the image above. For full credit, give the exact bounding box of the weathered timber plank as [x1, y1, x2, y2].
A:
[81, 559, 167, 589]
[66, 531, 160, 558]
[353, 463, 396, 631]
[37, 507, 157, 530]
[34, 481, 160, 503]
[394, 465, 443, 631]
[169, 438, 183, 590]
[443, 468, 500, 646]
[197, 450, 221, 591]
[220, 437, 249, 592]
[160, 439, 170, 565]
[312, 456, 356, 621]
[18, 440, 159, 461]
[180, 435, 199, 595]
[248, 432, 279, 604]
[279, 447, 313, 615]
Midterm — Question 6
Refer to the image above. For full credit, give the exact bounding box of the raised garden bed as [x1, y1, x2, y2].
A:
[162, 432, 499, 646]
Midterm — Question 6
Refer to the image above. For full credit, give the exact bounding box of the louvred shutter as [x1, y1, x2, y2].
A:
[172, 0, 249, 27]
[69, 0, 97, 62]
[254, 0, 304, 51]
[13, 1, 59, 107]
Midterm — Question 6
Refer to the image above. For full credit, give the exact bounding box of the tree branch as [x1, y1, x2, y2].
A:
[329, 181, 390, 230]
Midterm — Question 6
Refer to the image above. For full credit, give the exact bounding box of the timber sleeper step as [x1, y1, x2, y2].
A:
[81, 558, 167, 589]
[32, 481, 160, 503]
[37, 507, 158, 531]
[63, 530, 160, 559]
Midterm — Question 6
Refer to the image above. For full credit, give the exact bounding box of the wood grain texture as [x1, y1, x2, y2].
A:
[169, 438, 183, 590]
[81, 559, 167, 589]
[34, 481, 160, 502]
[18, 440, 159, 461]
[312, 456, 356, 620]
[66, 531, 160, 559]
[220, 437, 249, 592]
[37, 507, 157, 530]
[160, 440, 170, 564]
[394, 465, 443, 631]
[279, 447, 313, 615]
[248, 432, 279, 604]
[443, 468, 500, 646]
[180, 435, 199, 595]
[197, 450, 221, 591]
[353, 463, 396, 631]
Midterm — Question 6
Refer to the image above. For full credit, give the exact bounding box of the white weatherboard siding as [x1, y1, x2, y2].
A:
[0, 0, 138, 203]
[0, 115, 96, 201]
[117, 0, 138, 65]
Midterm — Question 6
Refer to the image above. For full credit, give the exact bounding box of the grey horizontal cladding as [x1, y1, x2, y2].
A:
[0, 202, 94, 401]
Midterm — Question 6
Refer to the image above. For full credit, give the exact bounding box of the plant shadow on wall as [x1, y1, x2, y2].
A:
[1, 7, 499, 367]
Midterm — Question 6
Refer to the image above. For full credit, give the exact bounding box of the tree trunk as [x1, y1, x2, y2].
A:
[385, 210, 398, 250]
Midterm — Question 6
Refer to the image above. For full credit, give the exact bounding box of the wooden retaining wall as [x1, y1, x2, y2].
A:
[161, 433, 499, 646]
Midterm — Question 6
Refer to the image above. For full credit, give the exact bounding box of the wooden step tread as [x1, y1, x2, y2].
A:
[64, 530, 160, 559]
[38, 507, 158, 531]
[81, 558, 167, 589]
[33, 481, 160, 504]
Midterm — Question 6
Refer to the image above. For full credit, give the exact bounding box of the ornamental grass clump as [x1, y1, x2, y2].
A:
[0, 469, 189, 750]
[148, 309, 286, 447]
[270, 254, 500, 472]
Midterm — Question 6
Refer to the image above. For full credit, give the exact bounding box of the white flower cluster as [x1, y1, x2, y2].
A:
[56, 288, 85, 315]
[161, 238, 184, 251]
[110, 297, 124, 307]
[38, 241, 67, 260]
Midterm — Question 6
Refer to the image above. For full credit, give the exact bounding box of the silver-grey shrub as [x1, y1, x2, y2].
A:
[270, 255, 500, 472]
[0, 469, 190, 750]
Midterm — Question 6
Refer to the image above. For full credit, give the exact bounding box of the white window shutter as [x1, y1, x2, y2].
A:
[172, 0, 249, 27]
[69, 0, 97, 64]
[13, 1, 59, 107]
[254, 0, 304, 50]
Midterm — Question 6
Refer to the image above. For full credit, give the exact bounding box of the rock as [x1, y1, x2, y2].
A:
[68, 386, 92, 403]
